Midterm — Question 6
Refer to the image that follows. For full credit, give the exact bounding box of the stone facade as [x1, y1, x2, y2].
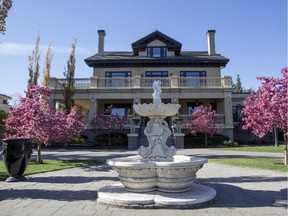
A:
[49, 29, 239, 144]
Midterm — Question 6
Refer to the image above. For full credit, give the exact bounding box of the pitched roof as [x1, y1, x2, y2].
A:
[0, 93, 11, 100]
[131, 30, 182, 55]
[85, 51, 229, 68]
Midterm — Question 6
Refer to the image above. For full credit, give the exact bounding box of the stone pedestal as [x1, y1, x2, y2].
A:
[127, 134, 139, 150]
[174, 133, 185, 149]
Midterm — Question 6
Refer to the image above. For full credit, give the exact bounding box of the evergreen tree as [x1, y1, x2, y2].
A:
[62, 38, 76, 114]
[234, 74, 243, 93]
[0, 0, 13, 34]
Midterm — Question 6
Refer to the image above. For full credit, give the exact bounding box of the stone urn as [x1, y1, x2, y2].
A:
[1, 138, 33, 182]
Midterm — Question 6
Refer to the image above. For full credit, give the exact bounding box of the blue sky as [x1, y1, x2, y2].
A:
[0, 0, 287, 97]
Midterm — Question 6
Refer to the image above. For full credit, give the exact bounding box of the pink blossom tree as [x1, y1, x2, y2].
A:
[5, 85, 85, 163]
[242, 67, 288, 164]
[186, 105, 223, 146]
[90, 105, 126, 147]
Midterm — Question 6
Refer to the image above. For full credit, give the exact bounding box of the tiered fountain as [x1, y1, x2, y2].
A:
[97, 81, 216, 208]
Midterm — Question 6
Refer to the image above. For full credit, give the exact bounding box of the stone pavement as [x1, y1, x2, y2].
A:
[0, 148, 287, 216]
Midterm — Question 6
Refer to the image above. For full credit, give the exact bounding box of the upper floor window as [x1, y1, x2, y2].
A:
[144, 71, 168, 87]
[147, 47, 167, 57]
[105, 71, 131, 87]
[180, 71, 206, 87]
[105, 71, 131, 78]
[180, 71, 206, 77]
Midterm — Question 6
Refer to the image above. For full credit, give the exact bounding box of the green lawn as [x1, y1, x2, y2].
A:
[214, 144, 285, 153]
[209, 158, 287, 172]
[0, 159, 104, 181]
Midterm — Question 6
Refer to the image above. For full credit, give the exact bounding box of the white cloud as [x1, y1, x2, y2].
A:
[0, 42, 92, 56]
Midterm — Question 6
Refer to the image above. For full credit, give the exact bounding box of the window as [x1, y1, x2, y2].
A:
[180, 71, 206, 87]
[187, 102, 203, 115]
[144, 71, 168, 87]
[105, 71, 131, 87]
[105, 104, 132, 116]
[210, 102, 217, 111]
[233, 105, 243, 122]
[147, 47, 167, 57]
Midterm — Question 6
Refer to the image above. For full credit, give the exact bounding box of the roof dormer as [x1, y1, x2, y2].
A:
[131, 30, 182, 56]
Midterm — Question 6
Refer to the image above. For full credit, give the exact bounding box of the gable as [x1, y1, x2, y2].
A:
[132, 30, 182, 55]
[147, 39, 166, 47]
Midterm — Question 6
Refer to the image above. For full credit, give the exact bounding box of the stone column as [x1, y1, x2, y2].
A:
[171, 92, 179, 104]
[223, 76, 232, 88]
[127, 134, 139, 150]
[133, 76, 141, 89]
[174, 133, 185, 149]
[224, 91, 234, 140]
[90, 76, 98, 88]
[133, 93, 141, 105]
[170, 75, 179, 88]
[89, 93, 98, 122]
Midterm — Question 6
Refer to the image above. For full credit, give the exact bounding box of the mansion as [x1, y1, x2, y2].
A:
[49, 29, 242, 147]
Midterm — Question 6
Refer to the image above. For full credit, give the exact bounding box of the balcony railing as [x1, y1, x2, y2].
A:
[141, 77, 170, 88]
[179, 77, 223, 88]
[49, 76, 232, 90]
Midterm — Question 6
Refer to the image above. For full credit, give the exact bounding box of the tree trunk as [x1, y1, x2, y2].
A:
[37, 143, 43, 164]
[284, 134, 287, 165]
[274, 127, 278, 147]
[108, 133, 111, 147]
[205, 133, 208, 147]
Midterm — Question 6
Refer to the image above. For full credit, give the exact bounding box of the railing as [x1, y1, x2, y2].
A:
[94, 77, 133, 88]
[179, 77, 223, 88]
[49, 76, 232, 90]
[141, 77, 170, 88]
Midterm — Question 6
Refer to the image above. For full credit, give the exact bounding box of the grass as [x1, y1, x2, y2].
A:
[0, 159, 104, 181]
[214, 144, 286, 153]
[209, 158, 287, 172]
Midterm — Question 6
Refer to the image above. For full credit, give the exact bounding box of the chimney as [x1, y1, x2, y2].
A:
[97, 30, 106, 56]
[207, 29, 216, 55]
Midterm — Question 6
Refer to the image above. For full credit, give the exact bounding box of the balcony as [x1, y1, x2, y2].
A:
[49, 76, 232, 90]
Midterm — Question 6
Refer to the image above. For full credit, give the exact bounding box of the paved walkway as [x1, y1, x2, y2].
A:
[0, 148, 287, 216]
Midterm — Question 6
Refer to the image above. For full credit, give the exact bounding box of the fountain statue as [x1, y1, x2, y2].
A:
[97, 80, 216, 208]
[136, 80, 178, 162]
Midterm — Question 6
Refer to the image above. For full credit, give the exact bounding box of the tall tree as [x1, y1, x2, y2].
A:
[186, 105, 223, 146]
[42, 43, 54, 87]
[28, 34, 41, 86]
[0, 0, 13, 35]
[242, 68, 288, 164]
[62, 38, 76, 114]
[234, 74, 243, 93]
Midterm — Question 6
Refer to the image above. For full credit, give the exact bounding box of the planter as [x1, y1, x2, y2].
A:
[1, 138, 33, 182]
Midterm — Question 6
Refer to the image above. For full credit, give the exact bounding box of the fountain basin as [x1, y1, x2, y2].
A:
[107, 155, 207, 193]
[133, 103, 180, 117]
